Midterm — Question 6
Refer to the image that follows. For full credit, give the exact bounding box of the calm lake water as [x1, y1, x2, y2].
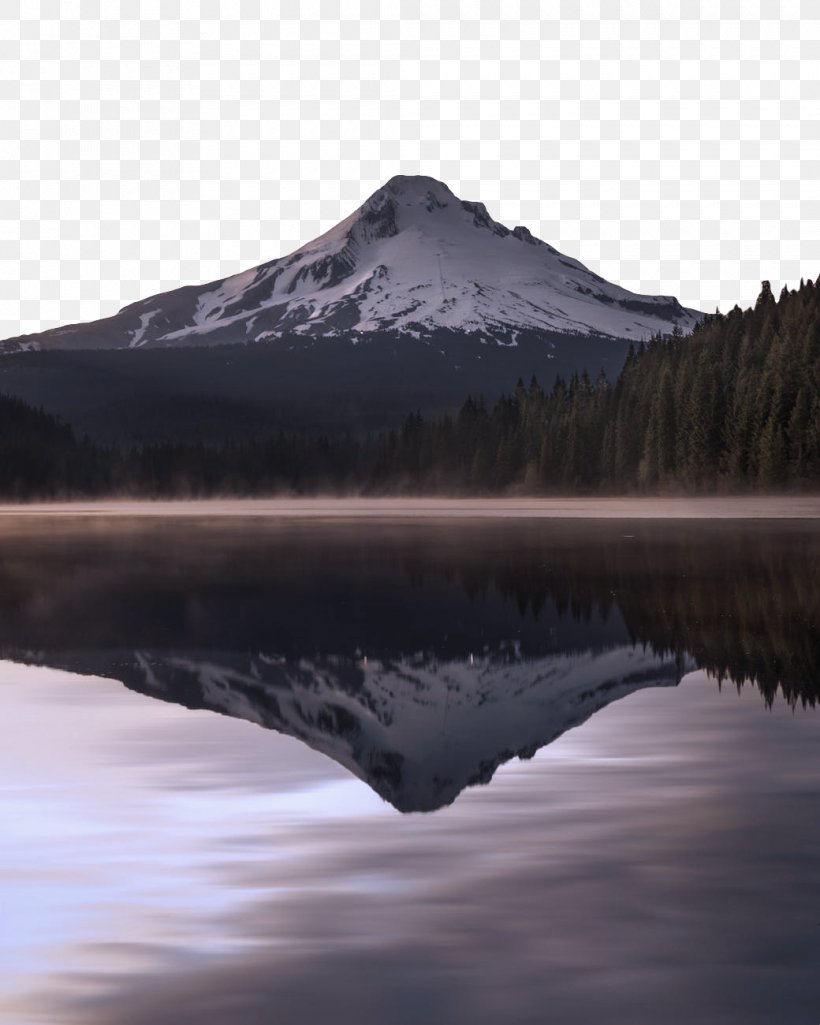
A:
[1, 513, 819, 1024]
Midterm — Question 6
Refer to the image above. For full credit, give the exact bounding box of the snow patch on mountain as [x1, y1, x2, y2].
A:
[128, 309, 160, 348]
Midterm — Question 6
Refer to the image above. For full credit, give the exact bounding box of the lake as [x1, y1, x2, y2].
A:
[1, 506, 819, 1024]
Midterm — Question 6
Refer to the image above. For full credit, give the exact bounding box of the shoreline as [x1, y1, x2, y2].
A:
[0, 496, 818, 519]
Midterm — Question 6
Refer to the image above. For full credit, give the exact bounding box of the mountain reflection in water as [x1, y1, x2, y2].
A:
[0, 516, 817, 811]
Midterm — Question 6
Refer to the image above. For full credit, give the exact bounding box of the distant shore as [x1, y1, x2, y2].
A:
[0, 497, 819, 519]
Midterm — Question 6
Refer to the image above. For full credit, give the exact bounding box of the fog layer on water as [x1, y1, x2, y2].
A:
[0, 495, 818, 519]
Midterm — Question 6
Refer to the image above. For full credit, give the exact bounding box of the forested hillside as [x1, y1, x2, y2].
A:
[374, 278, 820, 493]
[0, 394, 106, 497]
[0, 279, 818, 497]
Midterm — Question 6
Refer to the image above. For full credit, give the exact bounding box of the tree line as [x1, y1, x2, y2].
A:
[1, 277, 818, 497]
[369, 277, 820, 493]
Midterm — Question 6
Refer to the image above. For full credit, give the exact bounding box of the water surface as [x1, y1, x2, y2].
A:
[1, 514, 819, 1023]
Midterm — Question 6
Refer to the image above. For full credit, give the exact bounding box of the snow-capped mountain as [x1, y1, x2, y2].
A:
[0, 175, 701, 353]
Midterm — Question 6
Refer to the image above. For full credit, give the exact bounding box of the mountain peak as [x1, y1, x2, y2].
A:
[353, 175, 456, 233]
[0, 176, 703, 353]
[364, 176, 507, 235]
[382, 174, 454, 200]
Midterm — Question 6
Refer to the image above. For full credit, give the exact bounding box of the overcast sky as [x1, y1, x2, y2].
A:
[2, 1, 819, 337]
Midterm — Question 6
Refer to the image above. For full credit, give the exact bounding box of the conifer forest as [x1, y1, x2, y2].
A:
[1, 279, 818, 498]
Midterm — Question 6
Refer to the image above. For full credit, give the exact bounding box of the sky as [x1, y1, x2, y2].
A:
[1, 1, 819, 337]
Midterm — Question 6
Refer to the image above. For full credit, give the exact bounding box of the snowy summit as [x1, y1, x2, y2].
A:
[1, 175, 701, 353]
[252, 173, 701, 341]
